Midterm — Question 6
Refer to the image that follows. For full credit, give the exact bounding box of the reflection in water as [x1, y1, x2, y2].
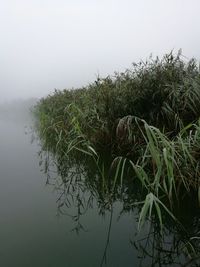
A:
[34, 131, 200, 267]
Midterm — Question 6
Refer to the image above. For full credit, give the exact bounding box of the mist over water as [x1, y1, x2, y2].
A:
[1, 1, 200, 266]
[1, 0, 200, 102]
[0, 99, 37, 123]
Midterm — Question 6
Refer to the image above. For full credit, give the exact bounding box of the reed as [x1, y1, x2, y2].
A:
[34, 51, 200, 231]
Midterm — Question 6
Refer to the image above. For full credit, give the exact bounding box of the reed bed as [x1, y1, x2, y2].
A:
[34, 51, 200, 231]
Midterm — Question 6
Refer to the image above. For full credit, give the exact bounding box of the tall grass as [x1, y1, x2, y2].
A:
[34, 51, 200, 231]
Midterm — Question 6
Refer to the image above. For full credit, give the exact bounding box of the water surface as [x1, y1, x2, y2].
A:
[0, 111, 199, 267]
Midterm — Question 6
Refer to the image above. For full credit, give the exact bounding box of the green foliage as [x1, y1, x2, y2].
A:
[34, 51, 200, 232]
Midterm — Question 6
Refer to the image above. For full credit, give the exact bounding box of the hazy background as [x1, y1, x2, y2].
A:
[1, 0, 200, 103]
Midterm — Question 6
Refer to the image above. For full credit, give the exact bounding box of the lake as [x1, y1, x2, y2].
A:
[0, 111, 199, 267]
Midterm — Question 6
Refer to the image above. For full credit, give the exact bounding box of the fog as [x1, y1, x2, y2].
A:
[1, 0, 200, 103]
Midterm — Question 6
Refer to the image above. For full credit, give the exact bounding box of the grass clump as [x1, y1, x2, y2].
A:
[34, 51, 200, 150]
[34, 51, 200, 231]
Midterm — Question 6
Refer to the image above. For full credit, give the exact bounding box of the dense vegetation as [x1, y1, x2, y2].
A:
[34, 51, 200, 231]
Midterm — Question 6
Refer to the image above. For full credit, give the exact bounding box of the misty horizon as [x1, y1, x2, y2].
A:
[1, 0, 200, 102]
[1, 2, 200, 266]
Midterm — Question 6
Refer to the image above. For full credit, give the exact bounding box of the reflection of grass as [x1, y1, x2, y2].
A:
[38, 147, 200, 267]
[34, 51, 200, 232]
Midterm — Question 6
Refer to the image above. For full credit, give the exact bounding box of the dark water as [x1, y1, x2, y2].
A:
[0, 113, 200, 267]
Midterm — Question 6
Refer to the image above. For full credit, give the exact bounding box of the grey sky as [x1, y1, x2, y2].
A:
[1, 0, 200, 102]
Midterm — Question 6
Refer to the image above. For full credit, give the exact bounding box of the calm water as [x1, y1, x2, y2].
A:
[0, 112, 199, 267]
